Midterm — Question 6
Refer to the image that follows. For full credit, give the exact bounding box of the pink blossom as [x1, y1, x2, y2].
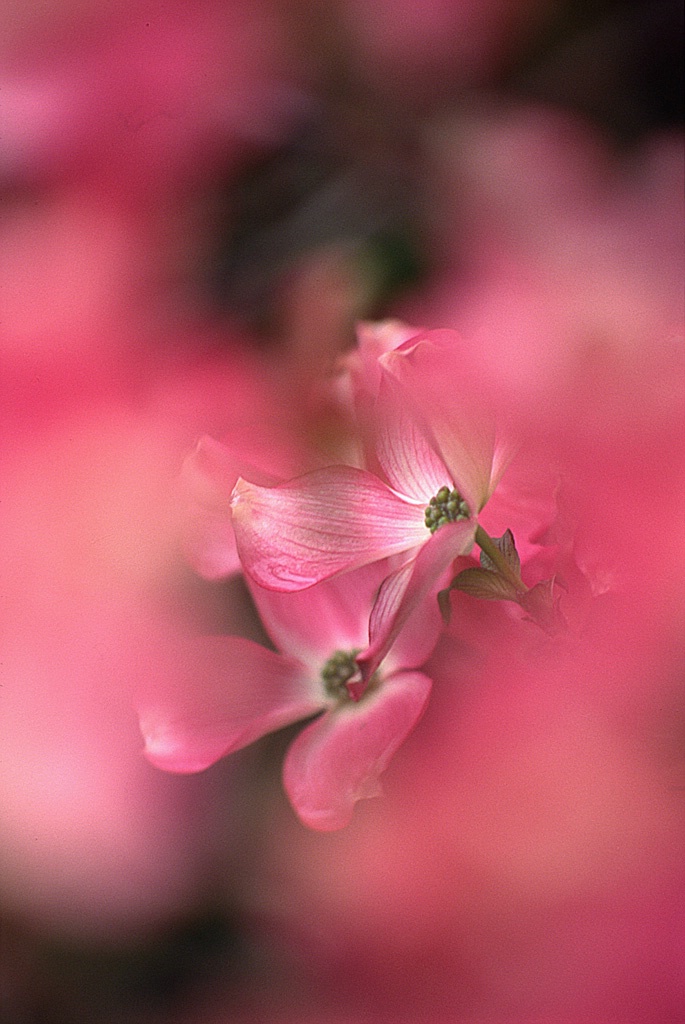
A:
[138, 561, 441, 831]
[231, 325, 510, 677]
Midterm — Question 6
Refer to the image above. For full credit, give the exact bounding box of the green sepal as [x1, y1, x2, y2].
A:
[450, 567, 521, 602]
[437, 585, 453, 624]
[479, 528, 521, 576]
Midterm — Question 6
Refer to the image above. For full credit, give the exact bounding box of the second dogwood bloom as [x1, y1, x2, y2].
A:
[138, 561, 442, 830]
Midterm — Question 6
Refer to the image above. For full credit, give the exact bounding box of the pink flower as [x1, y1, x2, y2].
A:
[138, 562, 441, 830]
[231, 326, 510, 677]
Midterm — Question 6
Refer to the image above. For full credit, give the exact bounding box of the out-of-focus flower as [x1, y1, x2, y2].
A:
[0, 397, 223, 938]
[409, 105, 684, 409]
[0, 0, 303, 193]
[0, 0, 322, 936]
[0, 600, 234, 940]
[139, 561, 442, 831]
[340, 0, 550, 100]
[181, 435, 256, 581]
[0, 282, 304, 937]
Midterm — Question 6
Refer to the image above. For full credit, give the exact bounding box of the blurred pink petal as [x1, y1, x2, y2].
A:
[283, 669, 432, 831]
[139, 637, 317, 773]
[180, 435, 243, 578]
[409, 108, 685, 414]
[343, 318, 425, 405]
[0, 603, 227, 938]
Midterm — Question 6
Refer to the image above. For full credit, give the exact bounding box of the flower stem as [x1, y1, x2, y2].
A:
[474, 524, 527, 594]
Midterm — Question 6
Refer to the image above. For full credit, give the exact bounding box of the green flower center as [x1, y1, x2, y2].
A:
[321, 649, 362, 700]
[424, 485, 470, 533]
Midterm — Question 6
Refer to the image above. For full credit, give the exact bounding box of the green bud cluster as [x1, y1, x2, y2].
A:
[321, 649, 361, 699]
[424, 485, 470, 533]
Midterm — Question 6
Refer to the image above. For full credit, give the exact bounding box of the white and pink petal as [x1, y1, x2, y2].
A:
[374, 371, 451, 501]
[230, 466, 426, 591]
[381, 334, 502, 513]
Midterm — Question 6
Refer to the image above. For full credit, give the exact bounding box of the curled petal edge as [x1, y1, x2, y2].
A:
[358, 519, 476, 683]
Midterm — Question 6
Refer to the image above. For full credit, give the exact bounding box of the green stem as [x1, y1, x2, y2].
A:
[474, 524, 527, 594]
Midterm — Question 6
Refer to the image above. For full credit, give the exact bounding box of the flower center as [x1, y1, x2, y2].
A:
[424, 485, 470, 533]
[321, 649, 362, 701]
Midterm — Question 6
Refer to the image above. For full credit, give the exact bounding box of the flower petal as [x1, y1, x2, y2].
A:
[248, 561, 397, 669]
[230, 466, 426, 591]
[374, 370, 452, 501]
[429, 411, 498, 513]
[180, 436, 243, 579]
[358, 519, 476, 681]
[382, 335, 500, 512]
[138, 637, 318, 773]
[344, 319, 426, 403]
[283, 669, 432, 831]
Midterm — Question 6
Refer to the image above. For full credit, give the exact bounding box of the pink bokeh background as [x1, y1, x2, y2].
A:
[0, 2, 682, 1022]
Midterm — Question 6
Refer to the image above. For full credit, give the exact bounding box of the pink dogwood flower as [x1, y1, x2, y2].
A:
[138, 562, 442, 830]
[230, 326, 510, 678]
